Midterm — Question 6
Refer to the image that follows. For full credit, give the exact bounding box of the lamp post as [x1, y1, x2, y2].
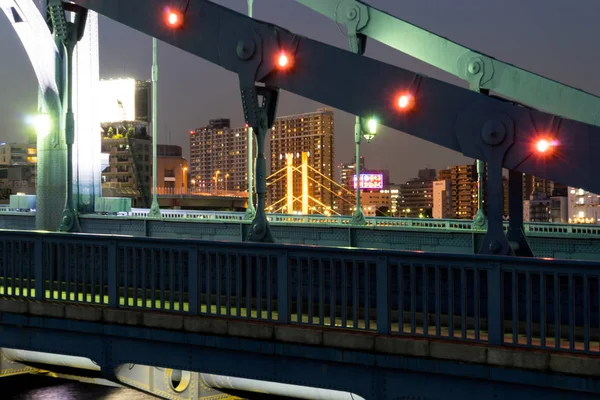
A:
[244, 0, 256, 220]
[351, 117, 377, 225]
[225, 173, 230, 192]
[148, 37, 161, 217]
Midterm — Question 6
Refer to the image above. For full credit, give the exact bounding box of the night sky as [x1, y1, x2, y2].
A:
[0, 0, 598, 183]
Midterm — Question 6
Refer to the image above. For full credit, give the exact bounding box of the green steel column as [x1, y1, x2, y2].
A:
[473, 159, 487, 228]
[148, 37, 161, 217]
[244, 0, 256, 220]
[59, 39, 81, 232]
[351, 117, 365, 225]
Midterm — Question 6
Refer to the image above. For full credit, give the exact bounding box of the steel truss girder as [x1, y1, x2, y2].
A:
[295, 0, 600, 129]
[71, 0, 599, 196]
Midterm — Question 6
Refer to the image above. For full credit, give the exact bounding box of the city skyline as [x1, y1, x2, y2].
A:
[0, 0, 599, 183]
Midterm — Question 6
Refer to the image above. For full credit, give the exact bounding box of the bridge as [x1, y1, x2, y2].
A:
[1, 0, 600, 399]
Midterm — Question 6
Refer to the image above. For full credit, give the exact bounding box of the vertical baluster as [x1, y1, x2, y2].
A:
[398, 264, 404, 333]
[319, 259, 325, 326]
[460, 267, 466, 339]
[151, 248, 157, 309]
[296, 258, 303, 323]
[330, 258, 336, 327]
[236, 254, 242, 317]
[307, 258, 314, 325]
[584, 274, 589, 352]
[435, 266, 441, 337]
[216, 252, 221, 315]
[160, 249, 165, 310]
[73, 244, 79, 302]
[448, 266, 454, 338]
[511, 270, 518, 345]
[226, 253, 231, 317]
[364, 261, 370, 330]
[474, 268, 480, 341]
[352, 260, 358, 329]
[410, 264, 416, 334]
[100, 245, 106, 304]
[122, 247, 129, 306]
[423, 265, 429, 337]
[568, 273, 574, 351]
[256, 255, 263, 319]
[205, 251, 211, 314]
[1, 240, 6, 296]
[540, 273, 546, 348]
[246, 253, 252, 318]
[554, 273, 560, 349]
[133, 247, 138, 307]
[341, 260, 347, 328]
[169, 249, 175, 311]
[266, 255, 272, 320]
[141, 248, 147, 308]
[90, 245, 96, 303]
[526, 271, 532, 346]
[179, 249, 185, 312]
[18, 241, 24, 297]
[57, 242, 63, 300]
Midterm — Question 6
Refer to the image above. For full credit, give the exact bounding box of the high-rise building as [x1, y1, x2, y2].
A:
[100, 125, 152, 208]
[523, 191, 551, 222]
[189, 119, 249, 192]
[432, 180, 451, 219]
[397, 168, 436, 218]
[438, 164, 479, 219]
[269, 108, 335, 214]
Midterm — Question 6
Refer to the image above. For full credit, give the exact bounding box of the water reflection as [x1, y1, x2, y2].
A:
[0, 374, 155, 400]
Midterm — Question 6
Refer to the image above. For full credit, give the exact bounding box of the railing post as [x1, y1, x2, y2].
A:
[108, 241, 118, 308]
[34, 237, 44, 300]
[277, 252, 289, 324]
[188, 245, 199, 314]
[376, 256, 389, 334]
[487, 262, 502, 346]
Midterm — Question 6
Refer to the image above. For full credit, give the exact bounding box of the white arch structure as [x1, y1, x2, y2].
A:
[0, 0, 100, 229]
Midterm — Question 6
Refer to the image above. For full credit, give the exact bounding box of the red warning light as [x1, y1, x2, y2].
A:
[397, 93, 414, 111]
[534, 138, 559, 154]
[277, 52, 292, 69]
[165, 8, 182, 28]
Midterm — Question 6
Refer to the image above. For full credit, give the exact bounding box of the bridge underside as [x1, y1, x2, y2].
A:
[0, 300, 599, 400]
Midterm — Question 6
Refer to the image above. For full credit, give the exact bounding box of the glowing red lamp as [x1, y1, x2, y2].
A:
[397, 93, 414, 111]
[276, 52, 292, 69]
[165, 8, 183, 28]
[534, 138, 559, 154]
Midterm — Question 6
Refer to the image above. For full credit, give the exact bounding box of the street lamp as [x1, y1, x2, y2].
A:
[214, 170, 220, 193]
[148, 37, 161, 217]
[225, 173, 229, 192]
[351, 116, 379, 225]
[182, 166, 187, 192]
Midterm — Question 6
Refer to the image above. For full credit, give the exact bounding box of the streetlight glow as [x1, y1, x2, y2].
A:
[367, 118, 378, 135]
[27, 114, 51, 138]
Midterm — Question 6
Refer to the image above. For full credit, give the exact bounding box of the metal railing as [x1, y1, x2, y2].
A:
[0, 229, 599, 354]
[2, 204, 600, 237]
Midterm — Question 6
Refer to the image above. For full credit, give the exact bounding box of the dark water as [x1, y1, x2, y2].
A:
[0, 374, 156, 400]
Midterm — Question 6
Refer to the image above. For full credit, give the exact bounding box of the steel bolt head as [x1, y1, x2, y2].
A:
[236, 39, 256, 60]
[481, 120, 506, 146]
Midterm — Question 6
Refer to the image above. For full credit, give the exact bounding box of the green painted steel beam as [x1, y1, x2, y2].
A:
[295, 0, 600, 127]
